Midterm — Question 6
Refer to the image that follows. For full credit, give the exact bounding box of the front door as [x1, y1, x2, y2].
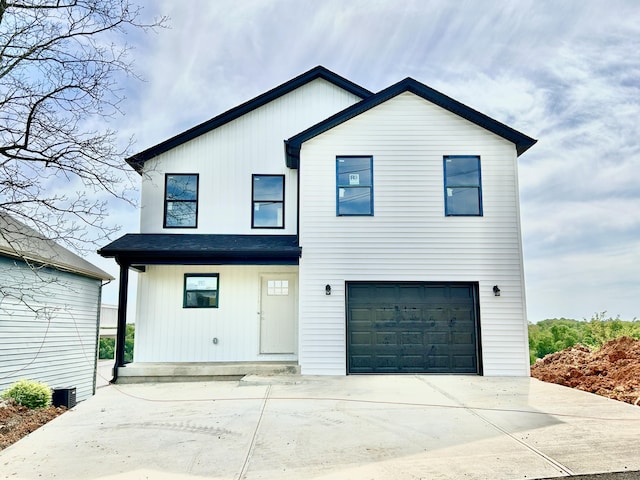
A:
[260, 274, 297, 354]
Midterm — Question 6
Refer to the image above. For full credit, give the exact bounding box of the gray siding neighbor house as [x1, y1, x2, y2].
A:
[0, 214, 113, 402]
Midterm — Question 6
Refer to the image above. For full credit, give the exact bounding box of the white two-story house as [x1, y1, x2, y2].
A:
[99, 66, 536, 381]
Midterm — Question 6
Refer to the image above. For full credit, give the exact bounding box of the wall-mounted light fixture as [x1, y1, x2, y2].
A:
[325, 284, 332, 295]
[493, 285, 501, 296]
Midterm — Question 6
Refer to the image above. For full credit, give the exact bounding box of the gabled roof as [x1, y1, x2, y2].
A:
[285, 77, 537, 168]
[98, 234, 301, 266]
[126, 66, 373, 173]
[0, 214, 113, 281]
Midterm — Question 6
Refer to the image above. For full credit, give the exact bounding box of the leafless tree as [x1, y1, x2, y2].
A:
[0, 0, 166, 250]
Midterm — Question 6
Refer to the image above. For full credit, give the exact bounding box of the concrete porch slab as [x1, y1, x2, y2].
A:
[115, 361, 300, 383]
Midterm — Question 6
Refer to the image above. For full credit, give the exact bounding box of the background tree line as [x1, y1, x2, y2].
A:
[99, 324, 134, 363]
[528, 311, 640, 364]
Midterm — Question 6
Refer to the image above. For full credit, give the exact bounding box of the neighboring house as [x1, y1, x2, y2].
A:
[99, 66, 536, 380]
[99, 304, 118, 340]
[0, 214, 113, 401]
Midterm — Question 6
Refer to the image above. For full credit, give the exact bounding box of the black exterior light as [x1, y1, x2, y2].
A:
[493, 285, 501, 296]
[325, 284, 331, 295]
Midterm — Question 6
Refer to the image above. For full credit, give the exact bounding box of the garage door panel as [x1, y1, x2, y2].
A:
[425, 308, 447, 323]
[373, 285, 396, 301]
[426, 352, 450, 370]
[348, 285, 372, 301]
[451, 332, 475, 345]
[397, 306, 421, 323]
[400, 355, 425, 370]
[450, 307, 473, 321]
[400, 332, 423, 346]
[452, 355, 476, 370]
[347, 282, 479, 374]
[350, 308, 372, 325]
[425, 332, 449, 345]
[376, 355, 399, 370]
[425, 286, 447, 299]
[350, 355, 375, 373]
[375, 332, 397, 346]
[374, 308, 395, 323]
[451, 285, 474, 298]
[398, 285, 423, 300]
[350, 331, 372, 346]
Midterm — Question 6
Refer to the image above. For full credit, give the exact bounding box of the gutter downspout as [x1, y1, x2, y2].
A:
[111, 259, 130, 383]
[93, 282, 104, 394]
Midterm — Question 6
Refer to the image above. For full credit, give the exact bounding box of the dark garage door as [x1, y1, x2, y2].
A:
[347, 282, 480, 374]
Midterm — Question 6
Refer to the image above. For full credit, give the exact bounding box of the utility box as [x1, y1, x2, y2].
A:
[52, 387, 77, 408]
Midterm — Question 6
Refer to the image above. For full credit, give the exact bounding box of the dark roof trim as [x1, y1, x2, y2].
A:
[285, 77, 537, 168]
[98, 234, 302, 266]
[126, 66, 373, 173]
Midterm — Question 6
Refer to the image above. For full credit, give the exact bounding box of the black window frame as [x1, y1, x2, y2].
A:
[251, 174, 285, 229]
[443, 155, 483, 216]
[183, 273, 219, 308]
[336, 156, 374, 216]
[164, 173, 199, 228]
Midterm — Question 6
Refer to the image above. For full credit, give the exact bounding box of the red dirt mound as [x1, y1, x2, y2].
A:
[0, 401, 66, 450]
[530, 336, 640, 406]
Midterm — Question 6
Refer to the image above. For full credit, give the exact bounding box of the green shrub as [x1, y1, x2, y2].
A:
[2, 379, 52, 409]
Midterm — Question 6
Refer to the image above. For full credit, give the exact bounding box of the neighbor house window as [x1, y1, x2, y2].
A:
[336, 156, 373, 216]
[444, 156, 482, 216]
[252, 175, 284, 228]
[164, 174, 199, 228]
[184, 274, 219, 308]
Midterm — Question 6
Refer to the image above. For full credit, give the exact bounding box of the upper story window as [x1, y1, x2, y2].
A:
[444, 156, 482, 216]
[164, 174, 199, 228]
[336, 156, 373, 216]
[252, 175, 284, 228]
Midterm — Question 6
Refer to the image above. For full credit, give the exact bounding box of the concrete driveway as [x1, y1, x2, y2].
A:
[2, 375, 640, 480]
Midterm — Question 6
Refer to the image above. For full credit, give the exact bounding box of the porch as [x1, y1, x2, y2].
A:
[113, 361, 300, 383]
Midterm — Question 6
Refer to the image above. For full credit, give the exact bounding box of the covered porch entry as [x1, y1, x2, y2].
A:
[98, 234, 301, 382]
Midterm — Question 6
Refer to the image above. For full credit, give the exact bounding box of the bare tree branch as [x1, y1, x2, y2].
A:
[0, 0, 167, 251]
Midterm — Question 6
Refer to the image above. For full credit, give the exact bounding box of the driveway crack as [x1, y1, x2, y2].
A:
[415, 376, 575, 476]
[237, 384, 271, 479]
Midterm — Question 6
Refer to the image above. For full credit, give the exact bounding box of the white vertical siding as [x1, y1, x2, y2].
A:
[135, 265, 298, 362]
[139, 78, 363, 235]
[0, 257, 101, 401]
[298, 92, 530, 376]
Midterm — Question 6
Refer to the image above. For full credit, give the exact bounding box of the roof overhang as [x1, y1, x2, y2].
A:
[0, 213, 113, 281]
[286, 77, 537, 169]
[98, 234, 302, 269]
[126, 66, 372, 173]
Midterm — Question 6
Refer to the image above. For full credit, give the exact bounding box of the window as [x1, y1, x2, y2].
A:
[336, 156, 373, 216]
[444, 156, 482, 216]
[252, 175, 284, 228]
[184, 274, 219, 308]
[267, 280, 289, 296]
[164, 174, 198, 228]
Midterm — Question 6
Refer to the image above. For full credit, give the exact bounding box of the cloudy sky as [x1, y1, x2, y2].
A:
[91, 0, 639, 323]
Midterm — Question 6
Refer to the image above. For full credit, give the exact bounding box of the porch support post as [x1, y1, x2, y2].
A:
[112, 258, 130, 382]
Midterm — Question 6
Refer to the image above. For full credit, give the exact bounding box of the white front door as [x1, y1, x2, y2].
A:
[260, 274, 297, 354]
